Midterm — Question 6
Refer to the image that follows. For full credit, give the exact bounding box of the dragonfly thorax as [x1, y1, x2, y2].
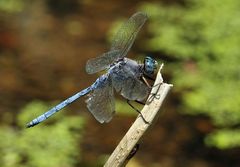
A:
[110, 58, 143, 78]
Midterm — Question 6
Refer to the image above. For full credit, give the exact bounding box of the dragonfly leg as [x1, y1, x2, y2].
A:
[142, 76, 163, 90]
[144, 75, 155, 81]
[135, 100, 145, 105]
[127, 100, 149, 124]
[142, 76, 151, 88]
[126, 143, 140, 160]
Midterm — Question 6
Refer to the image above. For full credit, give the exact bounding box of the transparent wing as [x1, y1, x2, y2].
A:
[110, 66, 149, 101]
[85, 12, 148, 74]
[85, 75, 115, 123]
[86, 50, 121, 74]
[110, 12, 148, 57]
[120, 77, 149, 101]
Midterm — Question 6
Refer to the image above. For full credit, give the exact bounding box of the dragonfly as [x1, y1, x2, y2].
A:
[26, 12, 158, 128]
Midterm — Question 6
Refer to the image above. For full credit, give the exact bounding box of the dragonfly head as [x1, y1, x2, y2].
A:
[143, 56, 158, 76]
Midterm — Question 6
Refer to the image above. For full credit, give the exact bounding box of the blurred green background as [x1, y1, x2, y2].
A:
[0, 0, 240, 166]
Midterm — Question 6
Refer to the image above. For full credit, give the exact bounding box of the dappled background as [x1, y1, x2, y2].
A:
[0, 0, 240, 166]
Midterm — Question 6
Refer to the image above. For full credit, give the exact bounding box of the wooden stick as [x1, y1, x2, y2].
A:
[104, 64, 173, 167]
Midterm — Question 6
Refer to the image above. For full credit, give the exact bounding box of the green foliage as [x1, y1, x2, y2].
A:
[0, 101, 85, 167]
[139, 0, 240, 149]
[205, 129, 240, 149]
[0, 0, 24, 13]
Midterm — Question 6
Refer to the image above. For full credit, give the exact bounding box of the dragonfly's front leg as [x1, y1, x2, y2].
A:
[142, 75, 163, 103]
[142, 76, 151, 88]
[142, 76, 162, 94]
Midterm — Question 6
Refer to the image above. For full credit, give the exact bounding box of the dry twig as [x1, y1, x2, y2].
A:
[104, 64, 173, 167]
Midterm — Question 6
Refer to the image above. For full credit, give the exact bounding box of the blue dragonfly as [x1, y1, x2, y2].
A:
[26, 12, 158, 128]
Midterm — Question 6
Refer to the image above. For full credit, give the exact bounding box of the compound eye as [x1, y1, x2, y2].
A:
[144, 56, 158, 76]
[144, 57, 154, 74]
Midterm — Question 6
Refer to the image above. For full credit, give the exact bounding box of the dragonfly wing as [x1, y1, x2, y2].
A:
[120, 77, 149, 101]
[110, 12, 148, 58]
[111, 66, 149, 101]
[85, 12, 147, 74]
[85, 75, 115, 123]
[86, 50, 121, 74]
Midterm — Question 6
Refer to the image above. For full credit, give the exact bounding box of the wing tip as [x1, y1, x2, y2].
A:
[133, 11, 148, 20]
